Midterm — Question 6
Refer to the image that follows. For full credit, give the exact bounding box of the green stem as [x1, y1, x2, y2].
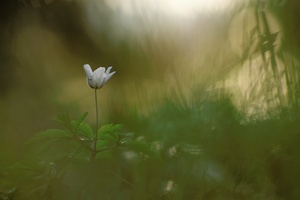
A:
[92, 88, 99, 159]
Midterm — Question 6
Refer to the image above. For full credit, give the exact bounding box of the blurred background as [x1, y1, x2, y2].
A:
[1, 0, 300, 199]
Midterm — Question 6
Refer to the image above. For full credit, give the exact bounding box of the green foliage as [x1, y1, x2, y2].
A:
[2, 102, 300, 200]
[75, 121, 93, 140]
[0, 112, 161, 200]
[98, 124, 122, 143]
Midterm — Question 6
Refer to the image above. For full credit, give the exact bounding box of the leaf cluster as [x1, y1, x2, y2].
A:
[1, 112, 159, 200]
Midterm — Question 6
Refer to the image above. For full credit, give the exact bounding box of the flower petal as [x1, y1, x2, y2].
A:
[93, 67, 106, 88]
[105, 66, 113, 75]
[104, 71, 116, 84]
[83, 64, 93, 78]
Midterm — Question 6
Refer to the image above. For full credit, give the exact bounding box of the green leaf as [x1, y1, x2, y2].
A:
[98, 124, 123, 135]
[73, 112, 88, 133]
[96, 140, 111, 150]
[25, 129, 75, 156]
[55, 112, 88, 134]
[98, 133, 117, 143]
[27, 129, 72, 144]
[97, 124, 122, 143]
[55, 113, 73, 131]
[77, 121, 93, 140]
[120, 140, 159, 159]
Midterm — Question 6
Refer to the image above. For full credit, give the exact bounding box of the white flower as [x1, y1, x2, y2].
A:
[83, 64, 116, 89]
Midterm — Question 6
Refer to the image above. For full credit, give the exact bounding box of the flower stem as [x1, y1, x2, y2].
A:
[92, 88, 99, 159]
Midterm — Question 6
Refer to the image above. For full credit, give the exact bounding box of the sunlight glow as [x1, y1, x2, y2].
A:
[105, 0, 245, 19]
